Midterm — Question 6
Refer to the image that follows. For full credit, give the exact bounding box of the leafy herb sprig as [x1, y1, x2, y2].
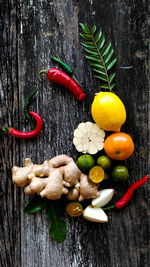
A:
[24, 196, 67, 243]
[80, 23, 117, 91]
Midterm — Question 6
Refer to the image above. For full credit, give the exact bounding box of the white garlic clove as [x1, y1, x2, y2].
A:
[83, 206, 108, 223]
[92, 189, 114, 208]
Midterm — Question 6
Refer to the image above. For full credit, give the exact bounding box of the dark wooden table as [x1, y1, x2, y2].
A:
[0, 1, 149, 266]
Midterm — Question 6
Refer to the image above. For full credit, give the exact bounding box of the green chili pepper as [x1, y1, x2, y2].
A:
[24, 89, 38, 119]
[51, 56, 73, 75]
[51, 56, 81, 86]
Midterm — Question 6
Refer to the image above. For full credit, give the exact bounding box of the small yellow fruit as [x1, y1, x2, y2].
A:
[89, 166, 105, 183]
[91, 92, 126, 132]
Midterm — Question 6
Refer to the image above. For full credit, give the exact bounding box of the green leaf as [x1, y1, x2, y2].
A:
[80, 33, 93, 40]
[88, 62, 105, 69]
[97, 34, 105, 49]
[95, 30, 102, 43]
[109, 73, 116, 83]
[94, 75, 108, 82]
[91, 25, 97, 34]
[93, 68, 106, 75]
[49, 219, 67, 243]
[100, 84, 111, 89]
[81, 42, 95, 49]
[79, 23, 90, 34]
[101, 41, 112, 57]
[84, 48, 98, 55]
[107, 58, 117, 70]
[45, 200, 64, 220]
[85, 55, 101, 63]
[104, 48, 114, 63]
[24, 196, 46, 214]
[109, 83, 116, 91]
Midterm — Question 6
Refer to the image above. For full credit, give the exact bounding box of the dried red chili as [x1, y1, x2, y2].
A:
[2, 111, 43, 139]
[103, 175, 149, 210]
[38, 68, 86, 101]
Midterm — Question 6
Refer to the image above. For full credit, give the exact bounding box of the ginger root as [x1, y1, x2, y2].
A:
[12, 154, 99, 201]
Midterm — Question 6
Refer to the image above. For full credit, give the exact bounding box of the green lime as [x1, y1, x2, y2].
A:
[76, 154, 95, 173]
[111, 165, 129, 182]
[97, 155, 112, 171]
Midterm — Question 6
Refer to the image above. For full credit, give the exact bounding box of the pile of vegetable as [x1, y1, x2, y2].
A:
[2, 23, 148, 242]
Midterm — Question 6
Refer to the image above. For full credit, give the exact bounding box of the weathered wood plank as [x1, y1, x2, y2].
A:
[0, 0, 149, 266]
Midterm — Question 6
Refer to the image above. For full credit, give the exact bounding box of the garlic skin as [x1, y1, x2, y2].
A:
[92, 189, 114, 208]
[83, 206, 108, 223]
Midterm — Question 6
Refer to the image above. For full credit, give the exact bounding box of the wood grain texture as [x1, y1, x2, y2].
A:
[0, 0, 149, 266]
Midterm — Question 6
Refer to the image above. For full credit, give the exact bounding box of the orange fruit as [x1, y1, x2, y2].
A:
[66, 202, 83, 217]
[104, 132, 134, 160]
[89, 166, 105, 183]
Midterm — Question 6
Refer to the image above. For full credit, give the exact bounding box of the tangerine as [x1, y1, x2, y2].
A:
[104, 132, 134, 160]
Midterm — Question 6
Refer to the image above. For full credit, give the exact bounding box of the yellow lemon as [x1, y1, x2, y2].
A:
[91, 92, 126, 132]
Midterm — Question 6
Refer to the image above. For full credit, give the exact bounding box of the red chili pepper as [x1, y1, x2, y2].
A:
[3, 111, 43, 139]
[38, 68, 86, 101]
[103, 175, 149, 210]
[115, 175, 149, 209]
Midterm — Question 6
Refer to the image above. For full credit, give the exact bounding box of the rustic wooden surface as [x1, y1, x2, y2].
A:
[0, 0, 149, 266]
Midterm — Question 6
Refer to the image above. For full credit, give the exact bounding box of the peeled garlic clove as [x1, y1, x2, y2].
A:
[73, 137, 82, 146]
[83, 206, 108, 223]
[78, 123, 87, 134]
[74, 129, 83, 137]
[92, 189, 114, 208]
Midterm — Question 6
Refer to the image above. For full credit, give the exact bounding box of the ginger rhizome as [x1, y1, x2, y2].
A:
[12, 155, 99, 201]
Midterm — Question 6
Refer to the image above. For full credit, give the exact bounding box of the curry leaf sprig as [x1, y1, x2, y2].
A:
[80, 23, 117, 91]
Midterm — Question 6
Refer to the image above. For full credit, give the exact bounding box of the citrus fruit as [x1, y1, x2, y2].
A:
[89, 166, 105, 183]
[76, 154, 95, 173]
[104, 132, 134, 160]
[112, 165, 129, 182]
[91, 92, 126, 132]
[66, 202, 83, 217]
[97, 155, 112, 171]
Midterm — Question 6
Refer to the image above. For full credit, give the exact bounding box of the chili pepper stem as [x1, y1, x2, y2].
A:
[103, 205, 115, 211]
[24, 89, 38, 119]
[38, 70, 48, 82]
[2, 126, 11, 132]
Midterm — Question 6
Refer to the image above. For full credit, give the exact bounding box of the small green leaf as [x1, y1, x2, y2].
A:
[97, 34, 105, 49]
[24, 196, 46, 214]
[100, 84, 111, 89]
[94, 75, 108, 82]
[80, 33, 93, 40]
[88, 62, 105, 69]
[79, 23, 90, 33]
[109, 83, 116, 91]
[101, 42, 112, 57]
[49, 219, 67, 243]
[109, 73, 115, 83]
[81, 42, 95, 49]
[95, 30, 102, 43]
[84, 48, 98, 55]
[85, 55, 101, 63]
[107, 58, 117, 70]
[91, 25, 97, 34]
[93, 68, 106, 75]
[104, 48, 114, 63]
